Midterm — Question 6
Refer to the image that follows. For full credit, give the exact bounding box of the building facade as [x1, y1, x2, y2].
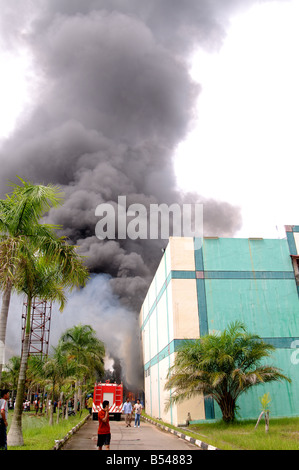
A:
[139, 227, 299, 426]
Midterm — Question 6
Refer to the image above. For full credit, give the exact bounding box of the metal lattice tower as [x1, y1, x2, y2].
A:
[22, 299, 52, 358]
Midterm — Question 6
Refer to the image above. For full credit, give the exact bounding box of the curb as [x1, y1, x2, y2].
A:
[141, 416, 221, 450]
[52, 414, 91, 450]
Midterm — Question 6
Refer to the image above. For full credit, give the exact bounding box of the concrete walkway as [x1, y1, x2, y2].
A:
[61, 417, 200, 451]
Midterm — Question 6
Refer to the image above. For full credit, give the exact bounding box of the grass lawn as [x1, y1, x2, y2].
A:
[143, 413, 299, 450]
[7, 409, 89, 450]
[187, 417, 299, 450]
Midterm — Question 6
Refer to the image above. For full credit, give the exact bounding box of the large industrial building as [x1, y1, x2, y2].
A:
[139, 226, 299, 426]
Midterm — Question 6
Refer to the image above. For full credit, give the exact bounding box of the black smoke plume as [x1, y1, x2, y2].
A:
[0, 0, 261, 386]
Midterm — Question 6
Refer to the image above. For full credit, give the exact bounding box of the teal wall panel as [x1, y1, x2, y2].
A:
[196, 279, 208, 336]
[205, 279, 299, 338]
[202, 238, 293, 272]
[213, 349, 299, 420]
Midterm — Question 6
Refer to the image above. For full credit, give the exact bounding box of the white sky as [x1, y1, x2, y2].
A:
[175, 0, 299, 239]
[0, 48, 34, 140]
[0, 1, 298, 239]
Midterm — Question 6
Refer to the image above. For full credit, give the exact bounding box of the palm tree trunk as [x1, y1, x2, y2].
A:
[74, 381, 79, 414]
[219, 393, 236, 423]
[255, 411, 264, 429]
[49, 402, 54, 425]
[265, 411, 269, 432]
[65, 404, 69, 420]
[57, 392, 63, 424]
[0, 283, 12, 383]
[78, 380, 82, 415]
[7, 296, 32, 447]
[82, 385, 87, 416]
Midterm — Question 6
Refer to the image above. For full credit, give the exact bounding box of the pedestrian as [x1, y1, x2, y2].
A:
[134, 399, 142, 428]
[87, 395, 93, 415]
[122, 397, 133, 427]
[34, 398, 39, 414]
[97, 400, 111, 450]
[0, 389, 9, 450]
[68, 399, 72, 413]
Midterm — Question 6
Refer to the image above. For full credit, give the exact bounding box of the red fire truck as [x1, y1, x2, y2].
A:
[92, 381, 123, 421]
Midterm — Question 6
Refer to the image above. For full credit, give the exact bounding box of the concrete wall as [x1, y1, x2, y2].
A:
[140, 238, 205, 426]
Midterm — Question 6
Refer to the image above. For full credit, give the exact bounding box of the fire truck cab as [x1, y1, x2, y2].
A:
[92, 381, 123, 421]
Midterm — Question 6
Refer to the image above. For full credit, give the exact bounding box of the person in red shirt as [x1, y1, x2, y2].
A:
[97, 400, 111, 450]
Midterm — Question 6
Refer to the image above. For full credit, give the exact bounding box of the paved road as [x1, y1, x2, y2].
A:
[62, 417, 200, 451]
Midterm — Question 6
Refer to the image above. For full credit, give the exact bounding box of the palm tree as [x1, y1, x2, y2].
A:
[0, 177, 63, 382]
[59, 324, 105, 413]
[165, 321, 291, 423]
[7, 249, 89, 446]
[3, 356, 21, 400]
[27, 352, 75, 423]
[255, 392, 271, 432]
[25, 355, 47, 408]
[36, 345, 77, 425]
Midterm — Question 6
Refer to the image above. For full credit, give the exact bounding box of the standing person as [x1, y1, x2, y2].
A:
[0, 390, 9, 450]
[134, 399, 142, 428]
[87, 395, 93, 415]
[39, 399, 43, 414]
[34, 398, 39, 414]
[68, 399, 72, 414]
[122, 397, 133, 427]
[97, 400, 111, 450]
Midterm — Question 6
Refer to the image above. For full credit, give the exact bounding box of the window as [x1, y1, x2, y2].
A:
[291, 255, 299, 285]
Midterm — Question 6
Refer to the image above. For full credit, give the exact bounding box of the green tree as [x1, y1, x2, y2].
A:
[0, 177, 63, 382]
[59, 324, 105, 413]
[255, 392, 271, 432]
[165, 321, 291, 423]
[38, 345, 77, 425]
[7, 249, 89, 447]
[3, 356, 21, 398]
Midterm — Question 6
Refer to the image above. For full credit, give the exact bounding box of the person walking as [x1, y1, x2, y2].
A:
[134, 399, 142, 428]
[0, 390, 9, 450]
[122, 397, 133, 427]
[97, 400, 111, 450]
[34, 398, 39, 415]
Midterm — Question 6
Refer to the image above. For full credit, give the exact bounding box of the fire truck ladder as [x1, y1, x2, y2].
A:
[94, 386, 102, 406]
[21, 298, 52, 358]
[115, 385, 123, 406]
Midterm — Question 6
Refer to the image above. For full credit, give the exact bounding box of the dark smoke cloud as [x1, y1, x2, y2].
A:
[0, 0, 264, 385]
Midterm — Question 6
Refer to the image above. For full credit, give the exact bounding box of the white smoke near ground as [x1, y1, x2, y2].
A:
[50, 274, 142, 388]
[5, 275, 142, 388]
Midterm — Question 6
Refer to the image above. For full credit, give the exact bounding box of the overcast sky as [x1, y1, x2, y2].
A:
[1, 0, 298, 380]
[175, 0, 299, 239]
[0, 1, 298, 242]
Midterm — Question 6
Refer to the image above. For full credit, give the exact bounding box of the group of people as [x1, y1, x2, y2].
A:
[97, 397, 143, 451]
[2, 397, 29, 412]
[122, 397, 142, 428]
[1, 389, 143, 451]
